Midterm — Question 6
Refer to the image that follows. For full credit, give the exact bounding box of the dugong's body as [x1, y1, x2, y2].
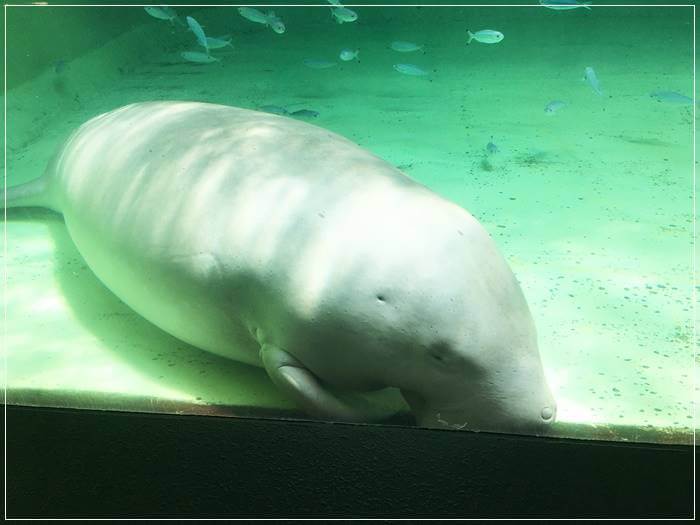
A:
[8, 102, 556, 433]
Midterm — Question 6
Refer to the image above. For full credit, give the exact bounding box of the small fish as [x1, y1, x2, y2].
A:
[206, 36, 233, 49]
[186, 16, 208, 54]
[238, 7, 269, 25]
[393, 63, 428, 76]
[266, 11, 286, 34]
[144, 6, 181, 24]
[181, 51, 220, 64]
[540, 0, 592, 10]
[326, 0, 343, 5]
[583, 66, 603, 96]
[339, 48, 359, 61]
[259, 105, 289, 115]
[291, 109, 320, 118]
[486, 139, 499, 155]
[467, 29, 504, 44]
[331, 6, 358, 24]
[54, 59, 68, 74]
[237, 8, 284, 34]
[649, 91, 693, 105]
[544, 100, 566, 114]
[390, 41, 424, 53]
[303, 58, 337, 69]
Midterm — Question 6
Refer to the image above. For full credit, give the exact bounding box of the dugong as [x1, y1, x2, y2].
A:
[5, 101, 557, 433]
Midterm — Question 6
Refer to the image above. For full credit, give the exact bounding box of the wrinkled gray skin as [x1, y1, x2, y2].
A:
[7, 102, 557, 434]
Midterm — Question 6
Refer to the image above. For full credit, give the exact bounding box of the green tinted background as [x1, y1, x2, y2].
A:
[3, 2, 695, 444]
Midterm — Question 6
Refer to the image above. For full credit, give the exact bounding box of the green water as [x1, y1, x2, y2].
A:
[3, 3, 695, 444]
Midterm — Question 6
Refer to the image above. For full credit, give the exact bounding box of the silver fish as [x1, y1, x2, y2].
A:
[393, 63, 429, 76]
[303, 59, 337, 69]
[584, 66, 603, 96]
[339, 48, 359, 61]
[258, 105, 289, 116]
[390, 41, 424, 52]
[144, 6, 184, 26]
[650, 91, 693, 105]
[206, 36, 233, 50]
[331, 6, 358, 23]
[186, 16, 208, 54]
[467, 29, 504, 44]
[544, 100, 566, 114]
[266, 11, 286, 34]
[540, 0, 592, 10]
[181, 51, 220, 64]
[238, 7, 269, 24]
[145, 6, 176, 21]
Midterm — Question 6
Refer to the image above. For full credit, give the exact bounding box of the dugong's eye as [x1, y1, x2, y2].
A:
[427, 341, 453, 366]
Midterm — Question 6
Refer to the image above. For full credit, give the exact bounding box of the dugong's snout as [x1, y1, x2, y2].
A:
[400, 373, 558, 435]
[404, 392, 557, 435]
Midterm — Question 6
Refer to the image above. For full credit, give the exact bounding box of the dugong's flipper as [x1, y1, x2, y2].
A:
[260, 344, 389, 422]
[3, 176, 58, 212]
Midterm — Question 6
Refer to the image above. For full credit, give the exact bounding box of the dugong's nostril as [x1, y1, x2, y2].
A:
[541, 406, 555, 422]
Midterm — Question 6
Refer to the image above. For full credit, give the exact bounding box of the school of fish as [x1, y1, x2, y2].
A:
[144, 1, 692, 120]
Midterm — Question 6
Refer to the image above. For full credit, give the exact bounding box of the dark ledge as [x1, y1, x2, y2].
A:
[4, 404, 694, 519]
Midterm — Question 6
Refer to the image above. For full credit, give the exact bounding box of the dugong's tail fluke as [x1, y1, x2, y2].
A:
[3, 176, 57, 212]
